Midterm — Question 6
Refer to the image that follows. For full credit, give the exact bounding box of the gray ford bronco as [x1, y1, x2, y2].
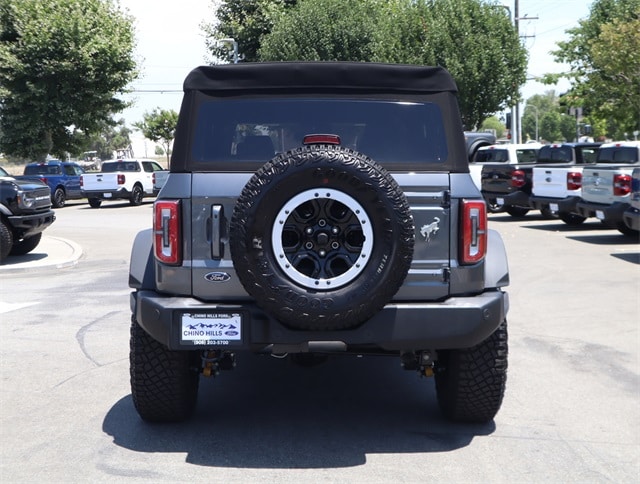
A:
[128, 62, 510, 424]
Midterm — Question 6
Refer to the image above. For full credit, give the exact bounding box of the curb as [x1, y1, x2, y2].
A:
[0, 236, 83, 274]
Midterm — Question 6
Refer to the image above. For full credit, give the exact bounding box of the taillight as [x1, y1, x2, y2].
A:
[80, 176, 84, 188]
[152, 173, 156, 186]
[117, 174, 125, 185]
[613, 174, 631, 196]
[510, 170, 526, 188]
[154, 200, 181, 265]
[567, 171, 582, 191]
[460, 200, 487, 264]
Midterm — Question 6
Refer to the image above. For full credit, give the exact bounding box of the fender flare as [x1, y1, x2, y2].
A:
[484, 229, 509, 288]
[128, 229, 155, 290]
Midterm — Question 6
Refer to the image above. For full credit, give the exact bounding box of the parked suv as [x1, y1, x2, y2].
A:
[0, 166, 55, 261]
[128, 62, 510, 424]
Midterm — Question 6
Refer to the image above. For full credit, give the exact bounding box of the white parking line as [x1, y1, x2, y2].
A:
[0, 301, 39, 314]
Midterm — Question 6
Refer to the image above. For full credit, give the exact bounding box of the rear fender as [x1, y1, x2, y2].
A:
[129, 229, 155, 290]
[484, 229, 509, 288]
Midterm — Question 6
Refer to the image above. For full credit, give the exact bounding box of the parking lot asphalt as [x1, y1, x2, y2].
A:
[0, 236, 83, 274]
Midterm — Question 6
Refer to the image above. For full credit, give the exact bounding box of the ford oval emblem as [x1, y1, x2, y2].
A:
[204, 272, 231, 282]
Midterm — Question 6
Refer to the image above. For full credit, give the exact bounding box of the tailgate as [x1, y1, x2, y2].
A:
[582, 166, 632, 204]
[81, 173, 119, 191]
[481, 164, 515, 195]
[533, 165, 578, 198]
[189, 173, 451, 302]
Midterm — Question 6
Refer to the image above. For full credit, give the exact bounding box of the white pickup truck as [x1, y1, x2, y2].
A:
[80, 159, 168, 208]
[575, 141, 640, 236]
[469, 142, 541, 191]
[529, 142, 601, 225]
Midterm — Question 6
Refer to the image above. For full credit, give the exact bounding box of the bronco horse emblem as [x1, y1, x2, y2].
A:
[420, 217, 440, 242]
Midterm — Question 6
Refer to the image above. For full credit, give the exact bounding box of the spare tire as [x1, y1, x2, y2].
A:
[230, 144, 414, 331]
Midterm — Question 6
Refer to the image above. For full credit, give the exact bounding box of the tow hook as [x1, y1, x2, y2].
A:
[400, 351, 435, 377]
[201, 350, 236, 377]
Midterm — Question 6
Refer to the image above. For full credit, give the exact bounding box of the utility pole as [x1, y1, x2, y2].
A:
[513, 0, 538, 144]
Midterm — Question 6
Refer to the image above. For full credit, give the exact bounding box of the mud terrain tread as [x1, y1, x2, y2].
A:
[129, 317, 200, 422]
[435, 320, 508, 423]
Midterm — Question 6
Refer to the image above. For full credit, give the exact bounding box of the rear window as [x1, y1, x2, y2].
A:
[597, 146, 639, 164]
[101, 162, 140, 172]
[191, 99, 448, 165]
[537, 145, 573, 163]
[475, 149, 510, 163]
[25, 164, 61, 175]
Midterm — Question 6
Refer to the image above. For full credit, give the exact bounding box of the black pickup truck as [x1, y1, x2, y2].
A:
[0, 166, 56, 262]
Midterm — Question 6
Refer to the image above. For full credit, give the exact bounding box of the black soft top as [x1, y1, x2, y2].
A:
[183, 62, 458, 94]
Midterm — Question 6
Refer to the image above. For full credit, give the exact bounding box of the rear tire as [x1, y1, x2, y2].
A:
[0, 220, 13, 262]
[486, 199, 505, 213]
[129, 316, 200, 422]
[559, 212, 586, 226]
[9, 233, 42, 256]
[506, 207, 529, 218]
[540, 206, 556, 219]
[130, 185, 143, 206]
[617, 222, 640, 238]
[52, 187, 66, 208]
[435, 320, 508, 423]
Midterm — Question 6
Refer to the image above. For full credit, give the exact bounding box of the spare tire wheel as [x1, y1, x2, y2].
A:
[230, 145, 414, 330]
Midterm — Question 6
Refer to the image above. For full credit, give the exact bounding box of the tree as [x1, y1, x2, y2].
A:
[257, 0, 527, 130]
[78, 119, 133, 161]
[134, 109, 178, 164]
[480, 116, 505, 139]
[545, 0, 640, 136]
[202, 0, 296, 63]
[0, 0, 138, 161]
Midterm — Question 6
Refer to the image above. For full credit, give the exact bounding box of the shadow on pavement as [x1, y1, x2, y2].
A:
[103, 354, 494, 468]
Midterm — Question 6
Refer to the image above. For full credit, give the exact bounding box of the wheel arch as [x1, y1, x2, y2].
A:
[129, 229, 156, 290]
[484, 229, 509, 288]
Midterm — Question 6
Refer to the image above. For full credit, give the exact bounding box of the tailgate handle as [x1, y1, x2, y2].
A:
[211, 204, 224, 259]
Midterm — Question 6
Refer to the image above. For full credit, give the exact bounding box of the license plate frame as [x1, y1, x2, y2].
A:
[596, 210, 605, 220]
[549, 203, 559, 212]
[180, 312, 243, 346]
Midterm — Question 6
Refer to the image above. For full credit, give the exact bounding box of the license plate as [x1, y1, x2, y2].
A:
[497, 198, 504, 205]
[181, 312, 242, 345]
[550, 203, 559, 212]
[103, 193, 112, 198]
[596, 210, 605, 220]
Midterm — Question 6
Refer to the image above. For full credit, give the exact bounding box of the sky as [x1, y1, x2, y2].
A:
[117, 0, 593, 153]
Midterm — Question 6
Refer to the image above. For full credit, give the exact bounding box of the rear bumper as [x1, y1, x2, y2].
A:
[529, 195, 580, 213]
[482, 190, 530, 208]
[623, 207, 640, 231]
[7, 210, 56, 238]
[576, 201, 628, 224]
[131, 289, 509, 353]
[81, 188, 131, 200]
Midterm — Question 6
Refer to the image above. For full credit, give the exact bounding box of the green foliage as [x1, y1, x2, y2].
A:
[77, 119, 133, 161]
[203, 0, 296, 63]
[0, 0, 138, 161]
[259, 0, 386, 61]
[155, 145, 165, 156]
[257, 0, 527, 130]
[480, 116, 505, 139]
[522, 91, 585, 143]
[547, 0, 640, 136]
[134, 108, 178, 164]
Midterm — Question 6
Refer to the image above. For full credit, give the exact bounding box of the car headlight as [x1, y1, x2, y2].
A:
[17, 190, 36, 208]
